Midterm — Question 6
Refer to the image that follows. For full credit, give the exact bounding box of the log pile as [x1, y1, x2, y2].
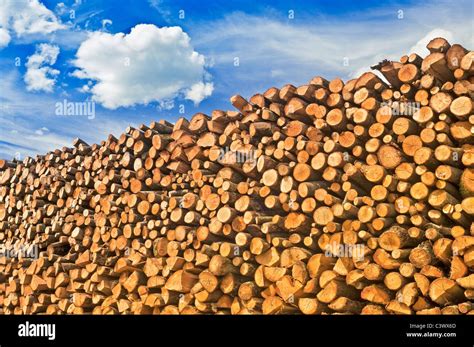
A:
[0, 37, 473, 315]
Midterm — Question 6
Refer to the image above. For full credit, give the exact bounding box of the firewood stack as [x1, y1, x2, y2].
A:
[0, 37, 473, 315]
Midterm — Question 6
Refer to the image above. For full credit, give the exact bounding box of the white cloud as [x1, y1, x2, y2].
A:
[0, 0, 65, 49]
[24, 43, 60, 92]
[35, 127, 49, 135]
[185, 82, 214, 105]
[72, 24, 212, 109]
[0, 27, 10, 48]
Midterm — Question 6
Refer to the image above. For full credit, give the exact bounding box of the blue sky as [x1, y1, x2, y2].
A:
[0, 0, 472, 159]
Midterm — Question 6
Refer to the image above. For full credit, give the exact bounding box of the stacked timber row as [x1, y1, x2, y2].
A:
[0, 37, 473, 315]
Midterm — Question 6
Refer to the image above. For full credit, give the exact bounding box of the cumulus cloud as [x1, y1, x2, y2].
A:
[72, 24, 212, 109]
[24, 43, 60, 92]
[185, 82, 214, 105]
[0, 0, 65, 49]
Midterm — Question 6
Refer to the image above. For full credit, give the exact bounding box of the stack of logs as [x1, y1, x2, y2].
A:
[0, 37, 473, 315]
